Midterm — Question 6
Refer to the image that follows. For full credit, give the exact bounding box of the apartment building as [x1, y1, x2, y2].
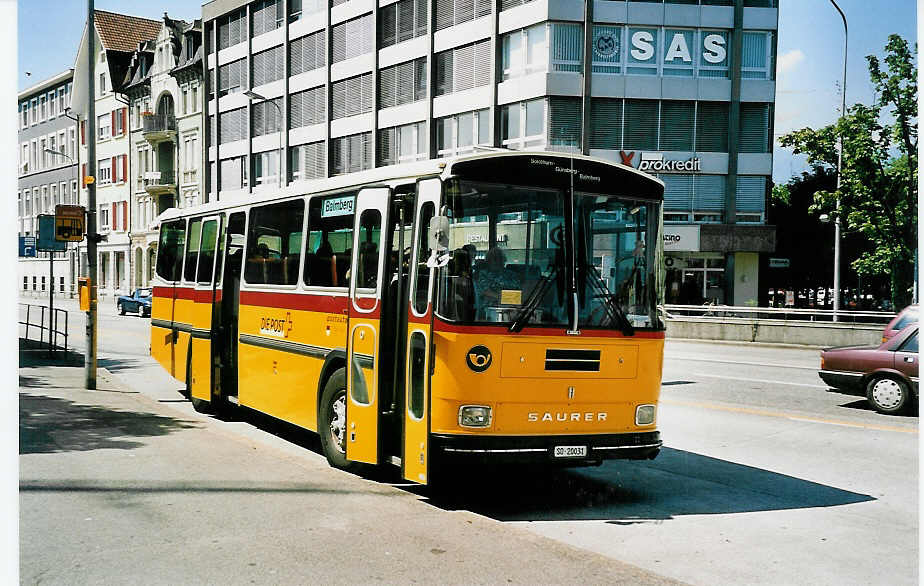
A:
[71, 10, 163, 298]
[123, 16, 205, 288]
[201, 0, 777, 305]
[17, 70, 78, 298]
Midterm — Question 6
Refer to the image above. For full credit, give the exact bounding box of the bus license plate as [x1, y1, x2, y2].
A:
[553, 445, 587, 458]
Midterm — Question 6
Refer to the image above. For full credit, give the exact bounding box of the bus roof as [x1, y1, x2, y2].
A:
[155, 151, 662, 224]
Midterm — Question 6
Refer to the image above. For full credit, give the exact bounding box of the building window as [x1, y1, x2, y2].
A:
[379, 0, 428, 48]
[21, 103, 28, 128]
[99, 72, 108, 95]
[288, 0, 324, 23]
[48, 91, 56, 117]
[743, 31, 774, 80]
[378, 58, 427, 109]
[378, 121, 427, 166]
[252, 98, 282, 137]
[662, 28, 695, 77]
[501, 99, 546, 150]
[289, 30, 326, 76]
[219, 156, 248, 191]
[330, 132, 372, 176]
[331, 14, 373, 64]
[331, 73, 374, 120]
[736, 176, 767, 217]
[660, 100, 695, 151]
[289, 86, 326, 129]
[436, 109, 490, 156]
[739, 103, 771, 153]
[98, 158, 112, 185]
[252, 150, 280, 186]
[217, 9, 247, 50]
[548, 97, 582, 152]
[250, 99, 283, 141]
[183, 135, 199, 184]
[551, 23, 583, 73]
[98, 113, 111, 140]
[218, 58, 246, 97]
[99, 205, 110, 230]
[219, 107, 247, 144]
[251, 0, 283, 38]
[40, 95, 47, 120]
[695, 101, 729, 152]
[434, 39, 492, 96]
[290, 141, 326, 182]
[252, 45, 284, 87]
[435, 0, 491, 32]
[502, 24, 548, 80]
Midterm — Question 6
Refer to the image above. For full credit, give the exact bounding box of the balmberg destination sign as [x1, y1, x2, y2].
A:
[620, 151, 702, 173]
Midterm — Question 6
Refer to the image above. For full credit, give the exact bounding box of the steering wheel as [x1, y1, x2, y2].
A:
[550, 225, 564, 247]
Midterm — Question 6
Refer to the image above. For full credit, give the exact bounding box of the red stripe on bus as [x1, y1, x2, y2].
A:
[193, 289, 214, 303]
[174, 287, 196, 301]
[432, 318, 666, 338]
[239, 290, 350, 313]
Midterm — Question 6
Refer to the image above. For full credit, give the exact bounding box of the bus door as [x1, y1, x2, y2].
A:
[218, 212, 246, 403]
[345, 187, 390, 465]
[403, 177, 441, 484]
[189, 215, 222, 404]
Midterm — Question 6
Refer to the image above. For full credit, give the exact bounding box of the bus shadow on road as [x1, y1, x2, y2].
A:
[20, 392, 201, 455]
[421, 447, 874, 522]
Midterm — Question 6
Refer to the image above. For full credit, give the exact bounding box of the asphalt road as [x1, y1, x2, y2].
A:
[19, 299, 919, 584]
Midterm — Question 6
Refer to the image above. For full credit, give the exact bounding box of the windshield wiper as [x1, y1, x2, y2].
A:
[582, 261, 635, 336]
[509, 266, 560, 333]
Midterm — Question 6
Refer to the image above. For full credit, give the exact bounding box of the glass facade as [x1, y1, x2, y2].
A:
[204, 0, 775, 304]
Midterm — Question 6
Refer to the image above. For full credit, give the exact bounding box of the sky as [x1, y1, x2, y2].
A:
[14, 0, 920, 183]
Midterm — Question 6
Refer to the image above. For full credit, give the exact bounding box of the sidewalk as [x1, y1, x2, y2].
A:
[19, 352, 682, 585]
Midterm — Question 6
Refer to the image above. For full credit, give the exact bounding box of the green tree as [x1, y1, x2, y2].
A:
[779, 35, 917, 309]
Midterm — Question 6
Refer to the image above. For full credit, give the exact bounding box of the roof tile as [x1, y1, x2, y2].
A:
[94, 10, 162, 53]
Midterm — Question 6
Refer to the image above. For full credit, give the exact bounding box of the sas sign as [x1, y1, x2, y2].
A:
[629, 28, 728, 67]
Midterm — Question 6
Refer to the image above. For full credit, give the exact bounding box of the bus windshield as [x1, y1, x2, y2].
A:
[436, 179, 660, 330]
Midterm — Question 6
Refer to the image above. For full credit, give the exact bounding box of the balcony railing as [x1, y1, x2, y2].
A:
[142, 170, 176, 195]
[141, 113, 177, 139]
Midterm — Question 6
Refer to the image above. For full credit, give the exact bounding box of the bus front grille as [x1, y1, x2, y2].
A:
[544, 349, 601, 372]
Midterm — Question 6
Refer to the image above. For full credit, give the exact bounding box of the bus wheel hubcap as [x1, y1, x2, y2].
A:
[330, 392, 346, 453]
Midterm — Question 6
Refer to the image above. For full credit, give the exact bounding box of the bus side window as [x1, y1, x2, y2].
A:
[357, 210, 381, 290]
[412, 202, 434, 314]
[305, 194, 354, 288]
[244, 199, 305, 286]
[155, 219, 186, 282]
[183, 218, 202, 283]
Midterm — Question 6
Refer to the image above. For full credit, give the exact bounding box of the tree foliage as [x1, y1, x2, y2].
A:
[778, 35, 917, 308]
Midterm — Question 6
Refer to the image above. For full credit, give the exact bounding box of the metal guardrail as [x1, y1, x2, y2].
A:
[662, 304, 896, 325]
[19, 303, 69, 356]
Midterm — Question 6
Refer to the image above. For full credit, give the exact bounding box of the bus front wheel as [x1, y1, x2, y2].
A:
[319, 368, 361, 473]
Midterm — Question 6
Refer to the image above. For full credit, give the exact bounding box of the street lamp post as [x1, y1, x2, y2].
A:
[244, 90, 283, 189]
[829, 0, 847, 322]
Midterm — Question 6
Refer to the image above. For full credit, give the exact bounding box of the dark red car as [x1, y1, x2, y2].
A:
[819, 324, 919, 414]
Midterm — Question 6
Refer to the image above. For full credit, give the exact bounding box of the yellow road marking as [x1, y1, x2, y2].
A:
[660, 398, 918, 434]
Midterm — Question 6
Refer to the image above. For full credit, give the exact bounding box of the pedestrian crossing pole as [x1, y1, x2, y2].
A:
[85, 0, 99, 390]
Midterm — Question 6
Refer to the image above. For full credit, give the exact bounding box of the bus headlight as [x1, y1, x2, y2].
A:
[458, 405, 492, 428]
[635, 404, 656, 426]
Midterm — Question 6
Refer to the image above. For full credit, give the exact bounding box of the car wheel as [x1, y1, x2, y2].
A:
[866, 375, 912, 415]
[118, 302, 125, 316]
[318, 368, 361, 473]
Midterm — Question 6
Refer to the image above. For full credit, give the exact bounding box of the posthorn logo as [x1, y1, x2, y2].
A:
[466, 345, 493, 373]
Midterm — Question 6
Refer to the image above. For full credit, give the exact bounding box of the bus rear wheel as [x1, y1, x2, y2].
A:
[319, 368, 361, 473]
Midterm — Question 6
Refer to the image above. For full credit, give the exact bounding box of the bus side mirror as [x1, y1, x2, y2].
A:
[426, 216, 450, 268]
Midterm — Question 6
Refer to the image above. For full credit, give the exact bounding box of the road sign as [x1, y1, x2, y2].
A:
[19, 236, 37, 257]
[37, 215, 67, 252]
[55, 204, 86, 242]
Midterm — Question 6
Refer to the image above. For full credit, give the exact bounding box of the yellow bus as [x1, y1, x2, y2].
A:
[150, 151, 665, 485]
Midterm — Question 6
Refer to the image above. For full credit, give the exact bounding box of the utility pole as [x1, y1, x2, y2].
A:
[86, 0, 98, 389]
